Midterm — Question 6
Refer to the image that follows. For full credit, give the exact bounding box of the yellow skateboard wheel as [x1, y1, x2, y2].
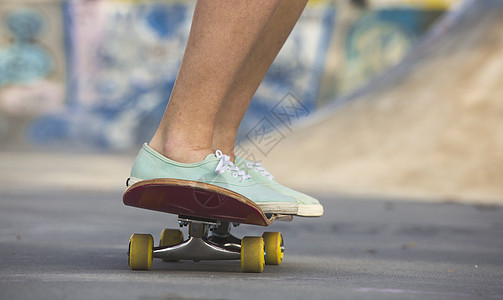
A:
[241, 236, 265, 273]
[262, 232, 284, 265]
[159, 229, 184, 247]
[128, 233, 154, 270]
[159, 229, 184, 262]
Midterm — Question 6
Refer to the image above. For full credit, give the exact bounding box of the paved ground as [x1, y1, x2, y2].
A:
[1, 188, 502, 300]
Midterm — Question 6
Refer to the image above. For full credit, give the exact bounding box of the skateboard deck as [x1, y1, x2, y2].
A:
[123, 178, 288, 273]
[123, 178, 277, 226]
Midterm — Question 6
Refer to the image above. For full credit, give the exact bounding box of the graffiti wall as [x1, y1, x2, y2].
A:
[29, 1, 335, 150]
[0, 0, 65, 146]
[0, 0, 449, 151]
[29, 1, 193, 150]
[318, 1, 443, 103]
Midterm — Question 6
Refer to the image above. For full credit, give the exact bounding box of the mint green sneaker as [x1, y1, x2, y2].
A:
[236, 156, 323, 217]
[126, 143, 298, 215]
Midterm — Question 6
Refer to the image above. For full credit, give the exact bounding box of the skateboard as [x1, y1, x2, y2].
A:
[123, 178, 292, 273]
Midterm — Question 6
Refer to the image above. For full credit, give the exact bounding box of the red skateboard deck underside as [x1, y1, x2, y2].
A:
[123, 179, 272, 226]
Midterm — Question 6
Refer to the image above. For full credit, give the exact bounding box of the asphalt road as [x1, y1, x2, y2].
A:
[0, 189, 502, 300]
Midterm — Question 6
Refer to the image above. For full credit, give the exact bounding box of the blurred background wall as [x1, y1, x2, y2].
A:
[8, 0, 500, 205]
[0, 0, 455, 151]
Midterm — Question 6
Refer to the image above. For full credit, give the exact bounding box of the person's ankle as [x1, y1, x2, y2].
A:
[149, 139, 212, 164]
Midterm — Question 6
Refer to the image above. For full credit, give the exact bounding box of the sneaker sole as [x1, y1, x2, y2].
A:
[258, 202, 299, 215]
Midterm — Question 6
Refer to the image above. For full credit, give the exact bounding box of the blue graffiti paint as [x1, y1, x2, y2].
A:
[28, 116, 70, 144]
[145, 3, 187, 39]
[7, 9, 44, 40]
[342, 8, 442, 93]
[0, 9, 53, 86]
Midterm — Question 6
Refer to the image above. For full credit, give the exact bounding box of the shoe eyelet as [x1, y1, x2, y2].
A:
[232, 173, 238, 177]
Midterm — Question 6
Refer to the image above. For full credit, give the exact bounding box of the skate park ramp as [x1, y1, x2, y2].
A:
[257, 0, 503, 204]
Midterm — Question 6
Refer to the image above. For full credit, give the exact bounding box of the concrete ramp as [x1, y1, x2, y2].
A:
[257, 0, 503, 204]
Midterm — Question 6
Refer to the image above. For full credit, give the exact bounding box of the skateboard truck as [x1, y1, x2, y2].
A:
[152, 217, 241, 262]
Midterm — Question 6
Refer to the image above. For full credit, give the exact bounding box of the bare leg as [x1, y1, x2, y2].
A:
[212, 0, 309, 160]
[149, 0, 282, 163]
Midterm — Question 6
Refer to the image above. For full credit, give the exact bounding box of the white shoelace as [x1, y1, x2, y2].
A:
[214, 150, 251, 182]
[246, 161, 274, 180]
